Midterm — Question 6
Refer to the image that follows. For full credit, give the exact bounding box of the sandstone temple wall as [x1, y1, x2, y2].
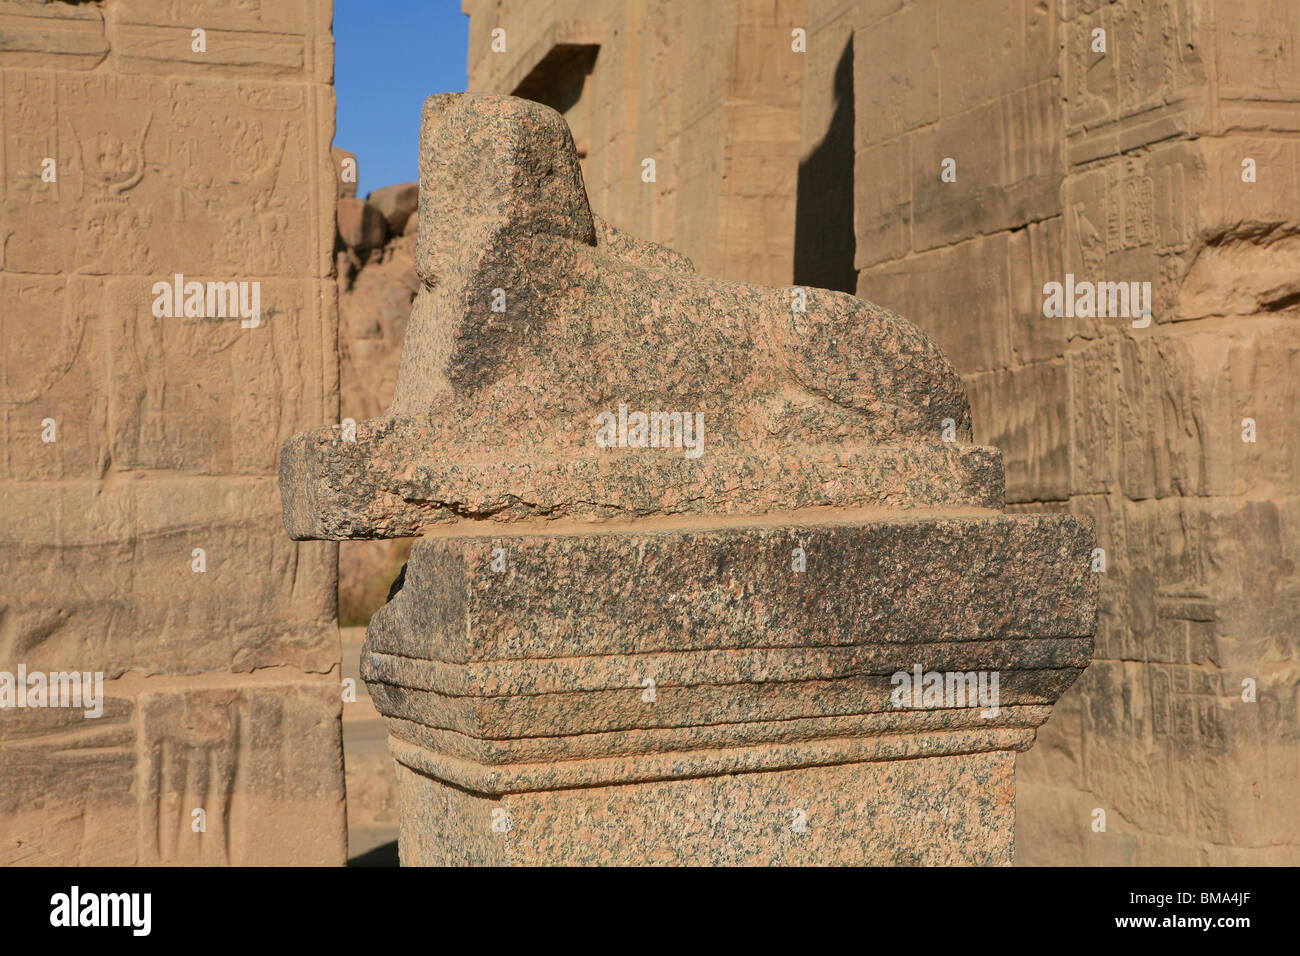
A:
[833, 0, 1300, 866]
[0, 0, 345, 864]
[466, 0, 1300, 864]
[464, 0, 807, 287]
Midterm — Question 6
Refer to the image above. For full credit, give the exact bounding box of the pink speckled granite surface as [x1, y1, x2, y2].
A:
[397, 753, 1016, 866]
[279, 93, 1097, 866]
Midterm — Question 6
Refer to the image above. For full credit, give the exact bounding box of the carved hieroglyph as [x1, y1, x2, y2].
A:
[0, 0, 342, 866]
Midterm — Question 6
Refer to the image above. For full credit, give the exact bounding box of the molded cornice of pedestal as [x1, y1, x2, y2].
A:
[359, 513, 1095, 796]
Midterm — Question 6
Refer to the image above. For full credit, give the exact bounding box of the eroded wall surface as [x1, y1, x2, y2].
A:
[0, 0, 345, 865]
[815, 0, 1300, 864]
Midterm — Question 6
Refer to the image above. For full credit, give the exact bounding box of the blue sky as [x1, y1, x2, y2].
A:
[334, 0, 469, 198]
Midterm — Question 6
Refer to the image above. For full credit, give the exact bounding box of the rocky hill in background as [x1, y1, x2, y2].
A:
[332, 148, 416, 624]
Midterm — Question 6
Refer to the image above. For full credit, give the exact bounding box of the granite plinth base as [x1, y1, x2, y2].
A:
[363, 513, 1094, 866]
[395, 751, 1015, 866]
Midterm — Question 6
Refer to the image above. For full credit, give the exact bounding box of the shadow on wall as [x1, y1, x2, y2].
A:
[794, 35, 856, 294]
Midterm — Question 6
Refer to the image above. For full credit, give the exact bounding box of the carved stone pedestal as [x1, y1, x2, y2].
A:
[280, 91, 1096, 866]
[360, 517, 1093, 865]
